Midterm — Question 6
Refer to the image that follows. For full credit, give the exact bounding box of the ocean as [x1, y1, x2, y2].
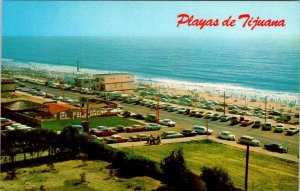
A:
[2, 36, 299, 100]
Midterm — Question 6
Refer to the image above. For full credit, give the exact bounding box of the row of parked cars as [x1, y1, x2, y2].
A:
[16, 85, 80, 104]
[1, 118, 33, 131]
[88, 125, 289, 154]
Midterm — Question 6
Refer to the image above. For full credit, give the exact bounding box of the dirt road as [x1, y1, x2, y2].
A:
[110, 135, 299, 163]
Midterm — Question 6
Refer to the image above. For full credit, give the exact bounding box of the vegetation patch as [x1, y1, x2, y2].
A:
[41, 116, 142, 131]
[0, 160, 162, 191]
[123, 140, 299, 191]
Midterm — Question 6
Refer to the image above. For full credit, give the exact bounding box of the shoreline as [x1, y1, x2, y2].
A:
[2, 58, 299, 111]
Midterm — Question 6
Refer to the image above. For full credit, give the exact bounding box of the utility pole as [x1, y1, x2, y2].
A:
[80, 97, 83, 119]
[245, 145, 250, 191]
[223, 91, 226, 115]
[61, 80, 65, 101]
[205, 113, 209, 137]
[85, 96, 89, 121]
[264, 96, 267, 123]
[156, 86, 160, 124]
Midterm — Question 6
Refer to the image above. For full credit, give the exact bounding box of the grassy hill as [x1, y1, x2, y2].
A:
[122, 140, 298, 191]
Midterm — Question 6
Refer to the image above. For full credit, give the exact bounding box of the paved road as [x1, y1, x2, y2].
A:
[120, 103, 299, 156]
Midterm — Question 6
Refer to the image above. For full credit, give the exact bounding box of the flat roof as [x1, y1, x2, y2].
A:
[2, 100, 46, 111]
[94, 73, 134, 76]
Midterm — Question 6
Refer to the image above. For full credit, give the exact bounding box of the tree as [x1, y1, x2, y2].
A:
[161, 148, 204, 191]
[200, 166, 234, 191]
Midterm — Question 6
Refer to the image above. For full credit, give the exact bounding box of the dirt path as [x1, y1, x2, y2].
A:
[109, 135, 299, 162]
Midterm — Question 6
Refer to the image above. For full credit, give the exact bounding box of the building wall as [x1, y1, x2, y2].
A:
[75, 78, 94, 88]
[94, 73, 134, 92]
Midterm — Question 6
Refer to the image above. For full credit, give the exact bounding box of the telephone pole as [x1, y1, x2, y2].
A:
[156, 86, 160, 124]
[205, 113, 209, 137]
[264, 96, 268, 123]
[223, 91, 226, 115]
[245, 145, 250, 191]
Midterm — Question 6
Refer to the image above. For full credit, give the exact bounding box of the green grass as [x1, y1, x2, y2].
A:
[122, 140, 298, 191]
[41, 116, 143, 131]
[0, 160, 162, 191]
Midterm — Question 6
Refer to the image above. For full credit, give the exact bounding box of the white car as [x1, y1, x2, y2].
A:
[274, 124, 285, 133]
[286, 127, 299, 135]
[192, 125, 213, 135]
[159, 119, 176, 127]
[218, 131, 236, 141]
[239, 135, 260, 146]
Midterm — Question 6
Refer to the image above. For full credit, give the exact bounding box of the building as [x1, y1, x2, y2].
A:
[1, 78, 16, 92]
[1, 100, 46, 127]
[94, 73, 134, 92]
[64, 76, 94, 89]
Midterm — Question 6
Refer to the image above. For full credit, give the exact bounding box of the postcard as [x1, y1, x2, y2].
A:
[1, 1, 299, 191]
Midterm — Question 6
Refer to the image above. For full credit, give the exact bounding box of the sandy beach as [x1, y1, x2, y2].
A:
[2, 61, 299, 115]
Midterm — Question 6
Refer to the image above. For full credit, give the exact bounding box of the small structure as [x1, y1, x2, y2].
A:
[43, 103, 81, 120]
[94, 73, 134, 92]
[1, 100, 47, 127]
[1, 78, 16, 92]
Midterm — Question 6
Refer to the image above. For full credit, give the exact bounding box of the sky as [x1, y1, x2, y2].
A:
[3, 1, 300, 37]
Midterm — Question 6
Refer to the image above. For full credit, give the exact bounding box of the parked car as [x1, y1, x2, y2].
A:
[230, 116, 239, 125]
[177, 108, 187, 114]
[195, 111, 205, 118]
[216, 107, 225, 112]
[1, 119, 14, 129]
[203, 112, 214, 119]
[274, 124, 285, 133]
[90, 129, 117, 137]
[240, 119, 254, 126]
[159, 119, 176, 127]
[192, 125, 213, 135]
[146, 114, 157, 122]
[104, 135, 129, 144]
[239, 135, 260, 146]
[211, 113, 222, 121]
[189, 110, 198, 117]
[220, 115, 232, 122]
[218, 131, 236, 141]
[264, 143, 288, 153]
[111, 125, 126, 133]
[161, 131, 183, 139]
[147, 123, 162, 131]
[126, 125, 148, 132]
[134, 114, 147, 120]
[129, 134, 150, 142]
[71, 125, 84, 132]
[181, 129, 197, 137]
[262, 122, 272, 131]
[286, 127, 299, 135]
[252, 121, 261, 128]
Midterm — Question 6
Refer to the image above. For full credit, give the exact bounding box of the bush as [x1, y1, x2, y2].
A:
[161, 148, 204, 191]
[200, 166, 234, 191]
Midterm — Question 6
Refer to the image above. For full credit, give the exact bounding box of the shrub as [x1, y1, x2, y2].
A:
[200, 166, 234, 191]
[161, 148, 204, 191]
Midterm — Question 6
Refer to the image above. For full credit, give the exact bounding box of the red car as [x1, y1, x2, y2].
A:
[1, 120, 13, 130]
[104, 135, 129, 144]
[129, 134, 150, 142]
[240, 119, 254, 126]
[90, 129, 117, 137]
[125, 125, 148, 133]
